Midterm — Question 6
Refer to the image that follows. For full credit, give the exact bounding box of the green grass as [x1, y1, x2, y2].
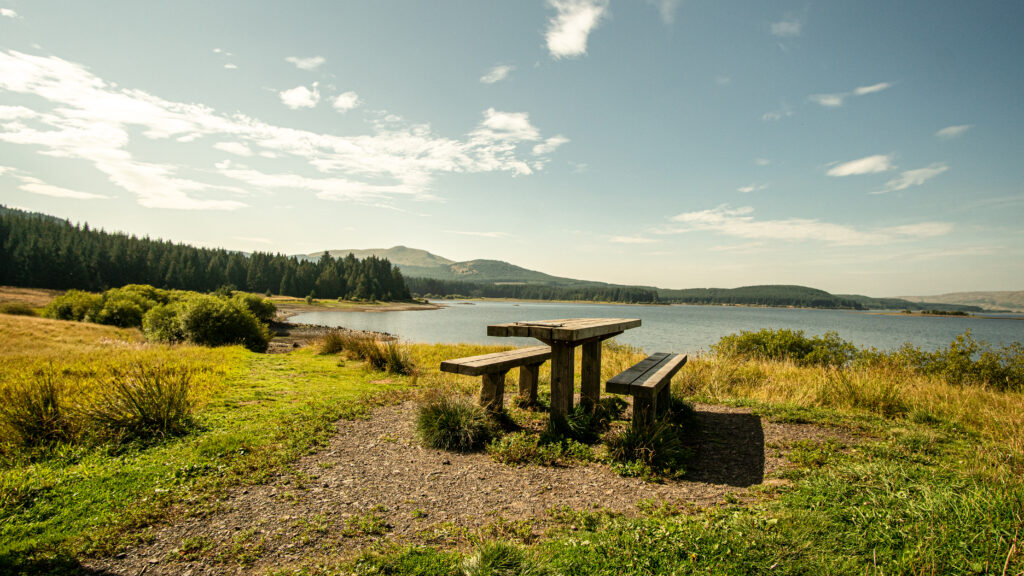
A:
[0, 340, 414, 572]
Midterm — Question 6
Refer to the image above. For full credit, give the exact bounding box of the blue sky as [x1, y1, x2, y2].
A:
[1, 1, 1021, 296]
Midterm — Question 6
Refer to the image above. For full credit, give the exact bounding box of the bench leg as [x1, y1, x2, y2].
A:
[657, 382, 671, 417]
[518, 363, 540, 405]
[549, 342, 575, 418]
[480, 370, 509, 413]
[580, 340, 601, 409]
[633, 395, 654, 429]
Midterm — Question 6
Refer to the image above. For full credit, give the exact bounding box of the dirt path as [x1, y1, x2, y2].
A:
[87, 402, 857, 575]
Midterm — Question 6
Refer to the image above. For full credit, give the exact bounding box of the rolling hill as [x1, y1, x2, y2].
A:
[898, 291, 1024, 313]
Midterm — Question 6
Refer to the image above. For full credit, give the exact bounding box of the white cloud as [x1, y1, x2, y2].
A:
[809, 93, 844, 107]
[647, 0, 680, 24]
[737, 184, 767, 193]
[761, 105, 793, 122]
[279, 83, 320, 109]
[234, 236, 273, 244]
[0, 50, 564, 210]
[771, 19, 801, 37]
[827, 154, 894, 177]
[332, 91, 361, 112]
[545, 0, 608, 59]
[16, 175, 107, 199]
[1, 8, 17, 18]
[936, 124, 972, 139]
[669, 205, 951, 246]
[213, 141, 253, 157]
[223, 63, 238, 70]
[285, 56, 326, 71]
[480, 65, 514, 84]
[755, 158, 771, 166]
[532, 135, 569, 155]
[854, 82, 891, 95]
[875, 163, 948, 194]
[610, 235, 658, 244]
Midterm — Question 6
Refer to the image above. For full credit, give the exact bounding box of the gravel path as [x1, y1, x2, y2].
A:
[86, 401, 856, 575]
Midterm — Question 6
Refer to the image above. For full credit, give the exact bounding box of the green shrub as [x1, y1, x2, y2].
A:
[714, 328, 857, 367]
[231, 293, 277, 324]
[416, 395, 494, 452]
[142, 304, 184, 343]
[0, 368, 75, 446]
[42, 289, 102, 322]
[175, 295, 270, 352]
[0, 302, 37, 316]
[93, 297, 145, 328]
[87, 362, 194, 440]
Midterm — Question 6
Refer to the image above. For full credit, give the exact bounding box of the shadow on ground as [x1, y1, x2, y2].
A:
[0, 553, 118, 576]
[685, 411, 765, 487]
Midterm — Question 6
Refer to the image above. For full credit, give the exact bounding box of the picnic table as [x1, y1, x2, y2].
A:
[487, 318, 641, 417]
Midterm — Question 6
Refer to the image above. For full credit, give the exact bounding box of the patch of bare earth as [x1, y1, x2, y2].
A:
[87, 402, 857, 575]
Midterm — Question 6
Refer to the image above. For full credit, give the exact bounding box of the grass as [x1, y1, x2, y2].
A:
[2, 308, 1022, 575]
[0, 314, 416, 572]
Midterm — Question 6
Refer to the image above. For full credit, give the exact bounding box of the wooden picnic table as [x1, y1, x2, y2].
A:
[487, 318, 641, 417]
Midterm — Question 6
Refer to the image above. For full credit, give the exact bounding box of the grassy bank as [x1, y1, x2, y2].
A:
[1, 308, 1021, 574]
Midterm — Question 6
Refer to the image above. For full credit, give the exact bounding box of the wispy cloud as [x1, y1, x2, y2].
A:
[936, 124, 972, 139]
[761, 104, 793, 122]
[1, 8, 17, 18]
[280, 83, 320, 109]
[827, 154, 894, 177]
[646, 0, 680, 25]
[809, 93, 844, 107]
[223, 63, 238, 70]
[854, 82, 892, 95]
[874, 163, 948, 194]
[737, 184, 767, 193]
[285, 56, 325, 71]
[668, 205, 951, 246]
[532, 135, 569, 155]
[234, 236, 273, 244]
[545, 0, 608, 59]
[755, 158, 771, 166]
[332, 91, 361, 113]
[770, 19, 801, 37]
[610, 235, 658, 244]
[213, 142, 253, 157]
[810, 82, 892, 108]
[16, 174, 108, 200]
[0, 50, 566, 210]
[480, 65, 514, 84]
[446, 230, 509, 239]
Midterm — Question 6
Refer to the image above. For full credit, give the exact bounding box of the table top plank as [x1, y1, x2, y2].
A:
[487, 318, 640, 342]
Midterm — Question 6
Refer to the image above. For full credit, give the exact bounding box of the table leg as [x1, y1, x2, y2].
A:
[549, 341, 575, 417]
[580, 340, 601, 409]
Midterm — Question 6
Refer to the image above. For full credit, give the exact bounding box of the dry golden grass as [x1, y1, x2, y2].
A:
[0, 285, 63, 308]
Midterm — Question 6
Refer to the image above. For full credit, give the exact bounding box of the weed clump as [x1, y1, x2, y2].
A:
[317, 331, 415, 375]
[0, 367, 76, 446]
[547, 397, 626, 443]
[605, 399, 694, 480]
[487, 431, 593, 467]
[416, 395, 494, 452]
[88, 362, 195, 440]
[463, 540, 542, 576]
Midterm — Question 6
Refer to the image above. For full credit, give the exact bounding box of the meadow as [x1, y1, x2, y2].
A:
[0, 288, 1021, 575]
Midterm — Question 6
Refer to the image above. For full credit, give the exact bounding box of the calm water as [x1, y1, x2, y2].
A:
[290, 300, 1024, 355]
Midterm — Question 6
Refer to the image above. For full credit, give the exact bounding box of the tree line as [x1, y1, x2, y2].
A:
[405, 277, 660, 304]
[0, 206, 411, 301]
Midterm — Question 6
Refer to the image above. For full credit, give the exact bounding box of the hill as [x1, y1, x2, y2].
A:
[898, 291, 1024, 313]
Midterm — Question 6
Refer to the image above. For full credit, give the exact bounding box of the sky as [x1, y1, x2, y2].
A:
[1, 1, 1022, 297]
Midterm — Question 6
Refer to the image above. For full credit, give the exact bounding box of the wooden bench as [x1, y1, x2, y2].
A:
[439, 346, 551, 412]
[606, 353, 688, 427]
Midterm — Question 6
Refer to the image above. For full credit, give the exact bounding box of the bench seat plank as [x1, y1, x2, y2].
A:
[605, 352, 688, 427]
[440, 346, 551, 376]
[605, 352, 670, 395]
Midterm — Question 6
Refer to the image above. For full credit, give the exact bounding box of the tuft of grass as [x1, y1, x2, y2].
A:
[605, 418, 691, 480]
[416, 394, 494, 452]
[341, 511, 391, 537]
[546, 397, 626, 444]
[87, 361, 195, 440]
[487, 431, 593, 467]
[0, 302, 37, 316]
[319, 331, 415, 375]
[462, 540, 542, 576]
[0, 366, 75, 446]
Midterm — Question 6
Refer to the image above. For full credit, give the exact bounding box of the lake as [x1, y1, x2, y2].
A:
[290, 300, 1024, 355]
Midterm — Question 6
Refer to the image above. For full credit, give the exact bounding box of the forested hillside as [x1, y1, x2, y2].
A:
[0, 206, 410, 301]
[406, 277, 660, 303]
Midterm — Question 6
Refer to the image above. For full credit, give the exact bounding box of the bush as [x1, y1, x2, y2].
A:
[231, 293, 277, 324]
[93, 297, 145, 328]
[175, 295, 270, 352]
[416, 395, 494, 452]
[42, 289, 102, 322]
[713, 328, 857, 367]
[142, 304, 184, 343]
[87, 362, 194, 440]
[0, 368, 75, 446]
[0, 302, 37, 316]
